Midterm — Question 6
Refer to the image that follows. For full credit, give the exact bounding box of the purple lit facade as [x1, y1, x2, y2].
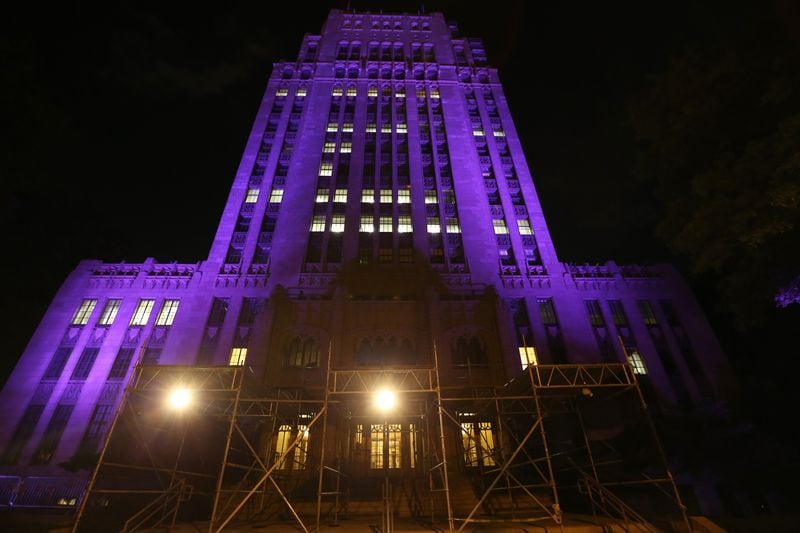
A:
[0, 9, 734, 511]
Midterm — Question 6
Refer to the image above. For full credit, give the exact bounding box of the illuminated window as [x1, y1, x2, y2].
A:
[477, 422, 496, 466]
[424, 190, 438, 204]
[340, 141, 352, 153]
[517, 219, 532, 235]
[319, 162, 333, 176]
[493, 130, 505, 137]
[366, 123, 377, 133]
[426, 217, 441, 233]
[354, 423, 364, 446]
[229, 347, 248, 366]
[519, 346, 538, 369]
[310, 215, 326, 232]
[387, 424, 401, 468]
[332, 87, 343, 96]
[380, 190, 392, 203]
[379, 216, 393, 232]
[381, 124, 392, 133]
[296, 87, 307, 97]
[398, 215, 412, 233]
[323, 142, 336, 153]
[295, 425, 309, 469]
[461, 422, 478, 465]
[331, 214, 345, 233]
[460, 418, 496, 467]
[370, 424, 384, 468]
[493, 219, 509, 234]
[343, 123, 354, 132]
[429, 88, 440, 98]
[155, 299, 180, 326]
[368, 87, 378, 97]
[472, 128, 485, 137]
[333, 189, 348, 203]
[416, 88, 426, 99]
[71, 299, 97, 326]
[360, 215, 374, 232]
[395, 88, 405, 98]
[362, 189, 375, 203]
[409, 423, 417, 468]
[396, 123, 407, 134]
[245, 188, 260, 203]
[275, 88, 288, 96]
[316, 188, 329, 203]
[274, 425, 293, 469]
[98, 299, 121, 326]
[346, 87, 357, 97]
[446, 218, 461, 233]
[130, 299, 155, 326]
[326, 122, 338, 133]
[628, 351, 647, 375]
[397, 189, 410, 204]
[269, 189, 284, 203]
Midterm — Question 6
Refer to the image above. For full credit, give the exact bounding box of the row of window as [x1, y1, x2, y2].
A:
[71, 298, 179, 328]
[340, 17, 432, 32]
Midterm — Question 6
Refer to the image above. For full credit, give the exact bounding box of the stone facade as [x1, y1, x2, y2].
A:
[0, 9, 734, 486]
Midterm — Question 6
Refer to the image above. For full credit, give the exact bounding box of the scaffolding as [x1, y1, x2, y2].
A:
[73, 353, 691, 532]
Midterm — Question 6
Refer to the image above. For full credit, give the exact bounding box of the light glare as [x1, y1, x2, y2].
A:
[375, 389, 397, 412]
[168, 388, 192, 410]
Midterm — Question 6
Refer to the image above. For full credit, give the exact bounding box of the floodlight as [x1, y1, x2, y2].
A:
[374, 389, 397, 412]
[167, 388, 192, 410]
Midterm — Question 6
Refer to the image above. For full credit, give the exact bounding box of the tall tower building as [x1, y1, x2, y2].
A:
[0, 9, 734, 526]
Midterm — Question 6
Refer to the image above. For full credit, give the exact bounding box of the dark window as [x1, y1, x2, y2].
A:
[43, 347, 72, 380]
[108, 348, 135, 380]
[32, 404, 74, 464]
[2, 404, 44, 464]
[585, 300, 605, 327]
[71, 348, 99, 380]
[286, 336, 320, 368]
[537, 298, 558, 326]
[208, 298, 229, 326]
[608, 300, 629, 326]
[239, 298, 261, 325]
[79, 404, 114, 452]
[453, 336, 487, 367]
[637, 300, 658, 326]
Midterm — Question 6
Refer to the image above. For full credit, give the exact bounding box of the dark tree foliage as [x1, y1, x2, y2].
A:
[630, 2, 800, 328]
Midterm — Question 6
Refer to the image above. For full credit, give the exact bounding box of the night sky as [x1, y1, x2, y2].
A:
[2, 2, 799, 444]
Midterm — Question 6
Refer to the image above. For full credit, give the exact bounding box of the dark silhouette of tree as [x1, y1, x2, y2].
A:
[630, 2, 800, 328]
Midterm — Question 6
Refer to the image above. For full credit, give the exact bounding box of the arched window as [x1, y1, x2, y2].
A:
[453, 335, 487, 367]
[368, 41, 379, 60]
[393, 42, 404, 61]
[336, 40, 349, 60]
[349, 41, 361, 60]
[381, 42, 392, 61]
[286, 335, 319, 367]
